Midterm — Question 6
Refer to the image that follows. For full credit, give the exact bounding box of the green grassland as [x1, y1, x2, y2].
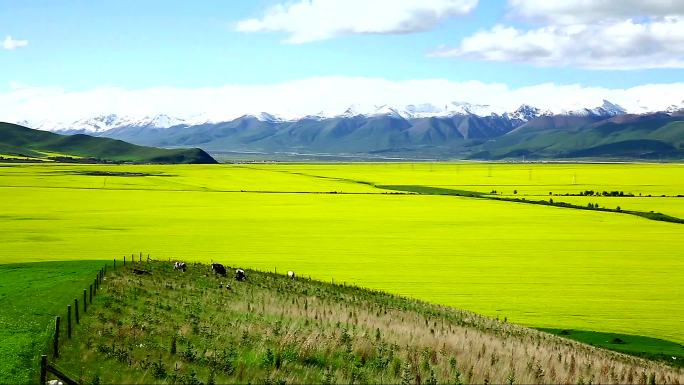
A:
[0, 260, 107, 384]
[0, 162, 682, 358]
[53, 261, 684, 384]
[539, 329, 684, 367]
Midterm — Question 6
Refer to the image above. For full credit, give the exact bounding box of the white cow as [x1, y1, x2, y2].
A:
[287, 271, 296, 279]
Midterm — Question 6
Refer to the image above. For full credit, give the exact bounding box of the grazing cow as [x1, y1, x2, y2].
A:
[211, 263, 227, 276]
[174, 262, 187, 271]
[287, 271, 296, 280]
[235, 268, 246, 281]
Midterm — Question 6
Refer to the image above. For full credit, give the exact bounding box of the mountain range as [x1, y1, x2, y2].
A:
[15, 100, 684, 160]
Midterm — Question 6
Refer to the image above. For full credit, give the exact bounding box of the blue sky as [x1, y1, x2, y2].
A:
[1, 0, 683, 121]
[2, 0, 682, 91]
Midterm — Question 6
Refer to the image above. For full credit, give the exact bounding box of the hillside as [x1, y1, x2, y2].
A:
[49, 260, 683, 385]
[0, 122, 217, 164]
[475, 114, 684, 160]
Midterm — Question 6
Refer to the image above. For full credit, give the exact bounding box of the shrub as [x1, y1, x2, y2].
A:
[151, 358, 167, 379]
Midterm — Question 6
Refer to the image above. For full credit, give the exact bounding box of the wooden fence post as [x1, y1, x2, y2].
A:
[53, 316, 60, 358]
[123, 255, 126, 266]
[89, 284, 93, 304]
[83, 289, 87, 313]
[40, 355, 47, 384]
[114, 258, 116, 269]
[74, 298, 79, 324]
[67, 305, 72, 339]
[139, 251, 142, 262]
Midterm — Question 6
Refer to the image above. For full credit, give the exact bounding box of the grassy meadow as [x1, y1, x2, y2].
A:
[0, 260, 108, 384]
[1, 162, 683, 374]
[54, 261, 684, 384]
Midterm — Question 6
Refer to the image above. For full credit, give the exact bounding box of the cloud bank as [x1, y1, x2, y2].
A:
[3, 77, 683, 124]
[433, 17, 684, 69]
[437, 0, 684, 69]
[508, 0, 684, 24]
[236, 0, 478, 43]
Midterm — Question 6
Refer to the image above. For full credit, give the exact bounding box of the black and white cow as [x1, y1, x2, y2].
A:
[174, 262, 187, 271]
[235, 268, 246, 281]
[287, 270, 296, 280]
[211, 263, 227, 276]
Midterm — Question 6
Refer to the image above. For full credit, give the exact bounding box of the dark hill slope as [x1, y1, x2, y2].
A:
[0, 122, 217, 164]
[473, 115, 684, 159]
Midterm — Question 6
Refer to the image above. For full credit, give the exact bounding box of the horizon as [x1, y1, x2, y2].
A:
[2, 1, 684, 123]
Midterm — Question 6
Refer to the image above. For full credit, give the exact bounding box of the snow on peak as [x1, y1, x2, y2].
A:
[370, 105, 409, 119]
[338, 104, 367, 118]
[505, 104, 543, 121]
[19, 114, 188, 132]
[248, 112, 285, 123]
[593, 100, 627, 116]
[144, 114, 186, 128]
[559, 100, 627, 117]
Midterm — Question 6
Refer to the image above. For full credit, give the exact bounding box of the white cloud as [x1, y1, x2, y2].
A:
[433, 17, 684, 69]
[508, 0, 684, 24]
[2, 35, 28, 50]
[432, 0, 684, 69]
[236, 0, 478, 43]
[2, 77, 683, 124]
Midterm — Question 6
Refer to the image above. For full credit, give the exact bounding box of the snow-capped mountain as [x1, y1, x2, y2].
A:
[15, 99, 646, 133]
[503, 104, 550, 122]
[20, 114, 188, 133]
[558, 100, 627, 117]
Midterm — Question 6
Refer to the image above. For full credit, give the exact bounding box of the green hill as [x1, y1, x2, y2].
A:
[473, 115, 684, 160]
[0, 122, 217, 164]
[43, 260, 682, 385]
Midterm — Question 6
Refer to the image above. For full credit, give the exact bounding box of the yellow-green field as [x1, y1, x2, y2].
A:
[1, 162, 682, 345]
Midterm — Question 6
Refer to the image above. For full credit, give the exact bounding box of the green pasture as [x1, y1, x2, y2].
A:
[0, 260, 107, 384]
[0, 162, 682, 348]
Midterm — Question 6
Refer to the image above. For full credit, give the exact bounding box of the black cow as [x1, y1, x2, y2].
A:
[211, 263, 227, 276]
[235, 268, 246, 281]
[174, 262, 187, 271]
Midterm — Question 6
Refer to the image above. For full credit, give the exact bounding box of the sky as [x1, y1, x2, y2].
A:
[1, 0, 684, 122]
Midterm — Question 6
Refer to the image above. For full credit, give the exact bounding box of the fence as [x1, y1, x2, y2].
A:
[38, 252, 151, 385]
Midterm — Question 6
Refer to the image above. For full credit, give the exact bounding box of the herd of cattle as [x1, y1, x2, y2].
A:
[172, 261, 296, 282]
